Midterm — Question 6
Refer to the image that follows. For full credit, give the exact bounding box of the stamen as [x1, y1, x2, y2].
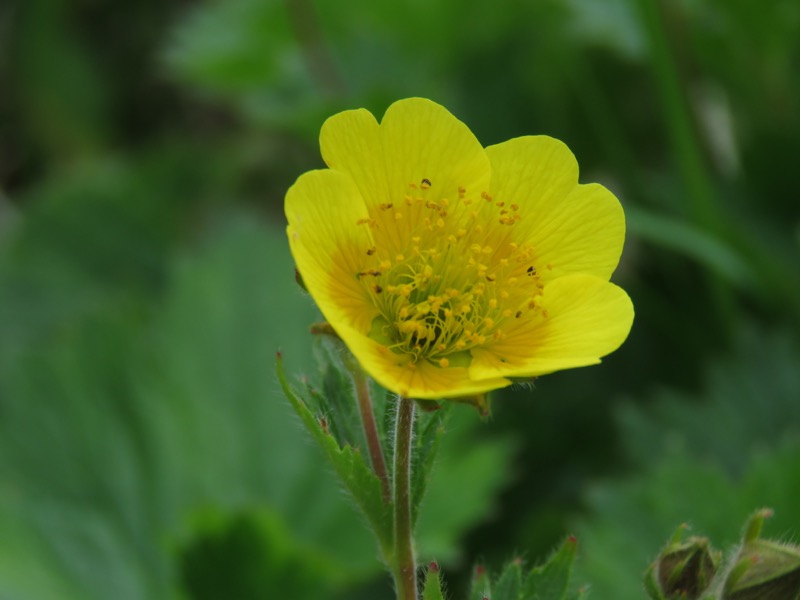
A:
[354, 180, 545, 361]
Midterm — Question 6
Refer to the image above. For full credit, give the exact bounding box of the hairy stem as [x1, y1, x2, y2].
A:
[393, 396, 417, 600]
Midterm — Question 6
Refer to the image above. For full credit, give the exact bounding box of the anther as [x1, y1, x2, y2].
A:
[366, 246, 377, 255]
[379, 203, 393, 210]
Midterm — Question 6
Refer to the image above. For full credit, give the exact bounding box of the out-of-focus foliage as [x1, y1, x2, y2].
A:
[574, 326, 800, 600]
[2, 0, 799, 597]
[0, 211, 513, 599]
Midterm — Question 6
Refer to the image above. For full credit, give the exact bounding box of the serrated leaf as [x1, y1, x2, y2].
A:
[493, 560, 523, 599]
[306, 336, 363, 449]
[422, 563, 446, 600]
[522, 536, 577, 600]
[277, 354, 393, 557]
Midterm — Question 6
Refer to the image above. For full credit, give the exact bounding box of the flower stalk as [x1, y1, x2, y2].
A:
[352, 364, 391, 502]
[393, 396, 417, 600]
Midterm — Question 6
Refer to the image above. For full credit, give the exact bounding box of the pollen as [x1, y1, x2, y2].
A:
[351, 178, 546, 363]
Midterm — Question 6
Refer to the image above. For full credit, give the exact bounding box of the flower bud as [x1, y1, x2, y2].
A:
[645, 526, 719, 600]
[723, 539, 800, 599]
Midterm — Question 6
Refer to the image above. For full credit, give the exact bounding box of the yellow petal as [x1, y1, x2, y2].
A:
[378, 98, 490, 203]
[285, 169, 378, 334]
[486, 136, 625, 279]
[320, 107, 385, 212]
[469, 274, 633, 379]
[321, 99, 491, 237]
[529, 182, 625, 280]
[340, 330, 511, 400]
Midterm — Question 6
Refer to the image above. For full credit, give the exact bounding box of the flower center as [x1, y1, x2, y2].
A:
[356, 181, 549, 368]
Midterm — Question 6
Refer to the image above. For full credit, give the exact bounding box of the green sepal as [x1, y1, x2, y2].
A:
[521, 535, 578, 599]
[276, 353, 393, 558]
[449, 392, 492, 418]
[423, 562, 446, 600]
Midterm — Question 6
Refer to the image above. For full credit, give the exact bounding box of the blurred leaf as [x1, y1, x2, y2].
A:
[412, 404, 451, 527]
[178, 508, 341, 600]
[163, 0, 329, 131]
[627, 206, 756, 290]
[0, 214, 369, 599]
[469, 564, 492, 600]
[0, 146, 228, 365]
[617, 324, 800, 475]
[575, 441, 800, 600]
[165, 0, 296, 91]
[0, 210, 515, 599]
[563, 0, 645, 59]
[415, 408, 517, 563]
[10, 0, 110, 155]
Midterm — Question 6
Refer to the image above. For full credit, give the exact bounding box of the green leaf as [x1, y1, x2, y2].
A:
[277, 354, 394, 558]
[522, 536, 578, 600]
[305, 336, 365, 450]
[492, 559, 523, 599]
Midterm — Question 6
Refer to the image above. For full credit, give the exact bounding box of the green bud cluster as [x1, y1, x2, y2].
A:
[645, 525, 720, 599]
[646, 509, 800, 600]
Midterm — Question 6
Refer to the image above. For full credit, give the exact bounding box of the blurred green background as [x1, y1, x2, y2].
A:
[1, 0, 799, 598]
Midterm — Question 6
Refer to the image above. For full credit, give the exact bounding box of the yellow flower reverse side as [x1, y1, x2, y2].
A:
[286, 98, 633, 400]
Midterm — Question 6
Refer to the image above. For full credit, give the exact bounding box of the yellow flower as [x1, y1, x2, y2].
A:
[286, 98, 633, 400]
